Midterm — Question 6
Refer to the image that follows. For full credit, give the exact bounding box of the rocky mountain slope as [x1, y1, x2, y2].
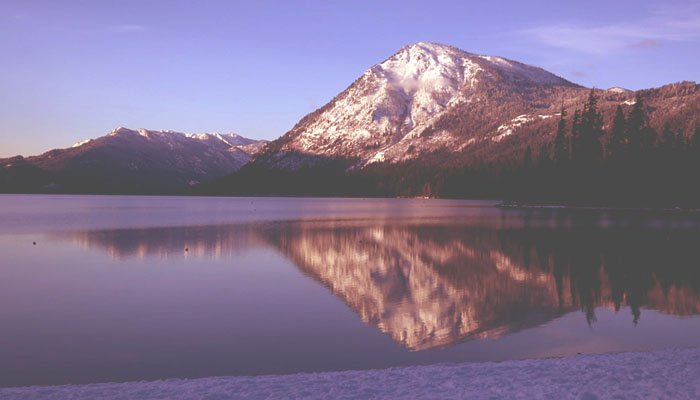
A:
[0, 127, 267, 194]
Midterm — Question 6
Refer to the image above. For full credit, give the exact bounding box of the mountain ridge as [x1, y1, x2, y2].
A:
[0, 127, 268, 194]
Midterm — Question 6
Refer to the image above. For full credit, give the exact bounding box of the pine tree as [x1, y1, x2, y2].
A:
[570, 109, 581, 161]
[687, 127, 700, 175]
[691, 127, 700, 154]
[537, 143, 552, 168]
[576, 89, 604, 164]
[626, 96, 648, 153]
[523, 145, 533, 170]
[660, 123, 676, 151]
[553, 107, 569, 166]
[641, 126, 658, 150]
[609, 105, 627, 159]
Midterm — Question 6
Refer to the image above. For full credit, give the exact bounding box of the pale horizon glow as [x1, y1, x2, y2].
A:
[1, 0, 699, 157]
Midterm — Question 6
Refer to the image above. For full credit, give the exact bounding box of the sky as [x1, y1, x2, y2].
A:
[1, 0, 699, 157]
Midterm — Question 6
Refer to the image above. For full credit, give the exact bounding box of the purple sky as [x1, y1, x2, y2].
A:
[1, 0, 699, 157]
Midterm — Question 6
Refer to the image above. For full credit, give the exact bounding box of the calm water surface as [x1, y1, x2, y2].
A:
[1, 195, 699, 387]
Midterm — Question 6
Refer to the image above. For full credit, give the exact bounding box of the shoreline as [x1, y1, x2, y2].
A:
[497, 200, 700, 213]
[3, 347, 699, 399]
[3, 191, 700, 212]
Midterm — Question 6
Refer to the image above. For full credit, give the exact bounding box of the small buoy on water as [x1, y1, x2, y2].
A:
[33, 241, 36, 245]
[185, 248, 189, 252]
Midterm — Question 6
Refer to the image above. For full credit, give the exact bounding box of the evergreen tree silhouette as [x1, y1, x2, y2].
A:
[553, 107, 569, 167]
[609, 105, 627, 159]
[626, 95, 648, 154]
[523, 145, 533, 170]
[660, 123, 676, 151]
[570, 109, 581, 161]
[576, 89, 604, 165]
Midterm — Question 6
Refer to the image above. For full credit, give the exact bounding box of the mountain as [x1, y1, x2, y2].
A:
[193, 41, 700, 202]
[252, 41, 582, 170]
[249, 42, 698, 171]
[0, 127, 268, 194]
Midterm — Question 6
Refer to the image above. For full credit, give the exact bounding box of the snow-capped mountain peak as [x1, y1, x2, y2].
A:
[373, 42, 481, 99]
[108, 126, 131, 136]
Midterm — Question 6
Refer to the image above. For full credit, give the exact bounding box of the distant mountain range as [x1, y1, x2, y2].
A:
[2, 41, 699, 196]
[0, 127, 267, 194]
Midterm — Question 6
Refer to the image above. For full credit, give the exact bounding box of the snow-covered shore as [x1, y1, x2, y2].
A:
[2, 348, 699, 399]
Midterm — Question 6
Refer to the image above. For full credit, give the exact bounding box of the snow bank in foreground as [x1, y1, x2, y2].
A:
[2, 348, 699, 399]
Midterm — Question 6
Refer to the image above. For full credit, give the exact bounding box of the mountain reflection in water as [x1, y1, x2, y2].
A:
[66, 215, 700, 351]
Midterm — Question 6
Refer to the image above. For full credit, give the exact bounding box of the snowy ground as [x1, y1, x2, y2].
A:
[2, 348, 699, 399]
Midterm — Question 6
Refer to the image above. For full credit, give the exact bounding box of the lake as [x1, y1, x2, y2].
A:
[1, 194, 699, 388]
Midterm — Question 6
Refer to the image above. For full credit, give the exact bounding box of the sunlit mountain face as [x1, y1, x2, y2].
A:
[65, 214, 700, 351]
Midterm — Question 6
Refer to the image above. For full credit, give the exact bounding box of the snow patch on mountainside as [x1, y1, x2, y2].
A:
[71, 139, 92, 148]
[186, 132, 259, 147]
[607, 87, 631, 93]
[492, 114, 554, 142]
